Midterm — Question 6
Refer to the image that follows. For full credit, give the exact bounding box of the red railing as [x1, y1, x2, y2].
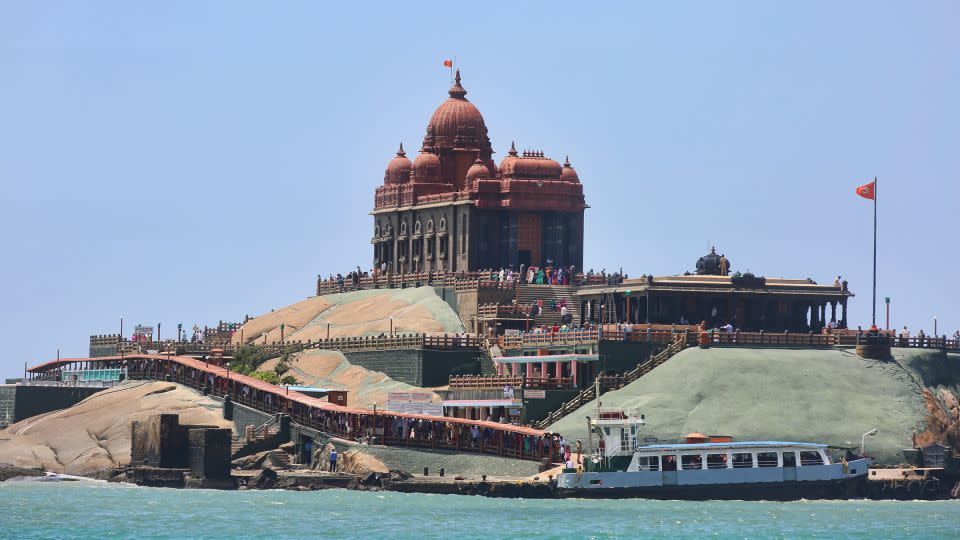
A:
[32, 354, 559, 463]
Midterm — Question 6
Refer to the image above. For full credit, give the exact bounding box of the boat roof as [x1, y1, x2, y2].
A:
[638, 441, 828, 451]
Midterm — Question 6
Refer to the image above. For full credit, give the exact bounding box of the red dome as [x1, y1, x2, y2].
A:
[465, 157, 491, 181]
[425, 70, 491, 151]
[560, 156, 579, 183]
[412, 147, 441, 182]
[384, 143, 412, 184]
[500, 149, 562, 179]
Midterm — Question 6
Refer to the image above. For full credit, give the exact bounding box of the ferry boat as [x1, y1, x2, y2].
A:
[555, 408, 872, 500]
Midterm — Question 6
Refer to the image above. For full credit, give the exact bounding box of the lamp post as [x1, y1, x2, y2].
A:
[860, 428, 878, 457]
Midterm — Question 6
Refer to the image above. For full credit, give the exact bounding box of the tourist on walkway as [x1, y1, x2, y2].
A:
[329, 447, 338, 472]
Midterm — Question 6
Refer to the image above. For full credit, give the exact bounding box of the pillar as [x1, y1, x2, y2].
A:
[830, 301, 837, 323]
[570, 359, 578, 388]
[540, 361, 548, 383]
[555, 361, 562, 382]
[526, 361, 533, 380]
[840, 298, 848, 329]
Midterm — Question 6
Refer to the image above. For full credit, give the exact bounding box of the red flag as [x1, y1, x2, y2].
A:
[443, 59, 453, 68]
[856, 180, 875, 200]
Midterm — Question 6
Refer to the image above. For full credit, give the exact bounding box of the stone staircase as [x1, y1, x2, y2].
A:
[517, 284, 579, 327]
[532, 335, 687, 429]
[231, 422, 281, 456]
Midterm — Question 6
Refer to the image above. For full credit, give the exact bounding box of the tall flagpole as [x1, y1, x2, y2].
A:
[872, 176, 877, 327]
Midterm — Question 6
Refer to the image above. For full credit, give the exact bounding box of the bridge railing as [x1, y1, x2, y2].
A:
[105, 355, 558, 463]
[113, 332, 484, 357]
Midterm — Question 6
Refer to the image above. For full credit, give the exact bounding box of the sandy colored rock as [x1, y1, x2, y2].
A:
[262, 349, 442, 409]
[234, 287, 464, 345]
[0, 381, 231, 478]
[548, 347, 960, 465]
[231, 296, 333, 344]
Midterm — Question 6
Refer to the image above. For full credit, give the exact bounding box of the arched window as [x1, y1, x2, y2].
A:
[426, 219, 434, 234]
[439, 218, 446, 232]
[415, 221, 421, 235]
[400, 222, 407, 236]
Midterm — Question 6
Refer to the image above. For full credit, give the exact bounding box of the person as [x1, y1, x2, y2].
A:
[834, 275, 842, 287]
[328, 447, 338, 472]
[723, 322, 734, 334]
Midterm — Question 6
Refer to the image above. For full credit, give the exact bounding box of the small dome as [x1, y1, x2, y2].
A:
[695, 247, 731, 276]
[466, 157, 491, 181]
[501, 149, 562, 179]
[560, 156, 579, 183]
[412, 146, 441, 182]
[498, 141, 520, 175]
[384, 143, 412, 184]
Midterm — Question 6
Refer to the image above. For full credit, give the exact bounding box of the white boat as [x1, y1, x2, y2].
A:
[556, 408, 872, 500]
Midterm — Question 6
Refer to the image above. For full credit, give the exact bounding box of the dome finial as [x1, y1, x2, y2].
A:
[397, 142, 406, 157]
[448, 69, 467, 99]
[564, 155, 571, 167]
[508, 141, 518, 157]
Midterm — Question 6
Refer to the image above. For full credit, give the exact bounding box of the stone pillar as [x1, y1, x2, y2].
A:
[541, 361, 548, 383]
[525, 361, 533, 380]
[555, 361, 562, 382]
[830, 301, 837, 323]
[840, 298, 848, 329]
[570, 359, 578, 388]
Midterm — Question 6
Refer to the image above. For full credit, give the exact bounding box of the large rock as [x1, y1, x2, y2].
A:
[234, 286, 464, 345]
[548, 347, 960, 465]
[0, 381, 231, 478]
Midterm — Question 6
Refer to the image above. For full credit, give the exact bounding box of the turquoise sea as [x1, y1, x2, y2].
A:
[3, 480, 959, 539]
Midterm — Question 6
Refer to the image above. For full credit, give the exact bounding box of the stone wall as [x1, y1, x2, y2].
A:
[343, 349, 481, 387]
[597, 341, 663, 373]
[0, 385, 104, 429]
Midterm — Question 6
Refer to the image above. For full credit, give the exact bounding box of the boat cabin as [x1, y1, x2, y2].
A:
[631, 442, 831, 472]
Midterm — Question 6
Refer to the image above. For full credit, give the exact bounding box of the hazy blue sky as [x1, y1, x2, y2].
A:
[1, 1, 957, 375]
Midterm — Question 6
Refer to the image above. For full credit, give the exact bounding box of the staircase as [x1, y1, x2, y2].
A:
[532, 335, 687, 429]
[231, 421, 282, 456]
[517, 284, 579, 327]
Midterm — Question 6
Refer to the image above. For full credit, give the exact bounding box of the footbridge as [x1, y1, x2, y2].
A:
[26, 354, 559, 463]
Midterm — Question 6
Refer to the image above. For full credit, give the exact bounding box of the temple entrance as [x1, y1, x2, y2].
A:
[518, 250, 532, 267]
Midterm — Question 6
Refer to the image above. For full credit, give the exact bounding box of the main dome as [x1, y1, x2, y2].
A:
[425, 70, 491, 151]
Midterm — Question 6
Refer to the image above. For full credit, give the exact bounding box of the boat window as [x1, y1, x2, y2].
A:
[800, 451, 825, 466]
[731, 453, 753, 468]
[706, 453, 727, 469]
[680, 454, 703, 470]
[620, 428, 632, 452]
[782, 452, 797, 467]
[638, 455, 659, 471]
[662, 455, 678, 471]
[757, 452, 778, 467]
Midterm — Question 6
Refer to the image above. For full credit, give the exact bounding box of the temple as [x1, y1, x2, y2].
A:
[372, 70, 586, 273]
[575, 248, 854, 332]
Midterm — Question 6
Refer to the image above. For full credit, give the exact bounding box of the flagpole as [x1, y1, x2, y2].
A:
[872, 176, 877, 327]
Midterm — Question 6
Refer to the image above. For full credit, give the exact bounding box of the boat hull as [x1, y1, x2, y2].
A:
[556, 476, 868, 500]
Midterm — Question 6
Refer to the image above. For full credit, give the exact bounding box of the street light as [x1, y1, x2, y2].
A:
[860, 428, 878, 457]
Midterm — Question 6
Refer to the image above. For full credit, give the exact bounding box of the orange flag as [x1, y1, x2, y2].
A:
[443, 59, 453, 68]
[856, 180, 875, 200]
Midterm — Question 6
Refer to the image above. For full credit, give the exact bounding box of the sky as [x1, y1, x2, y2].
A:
[1, 1, 958, 376]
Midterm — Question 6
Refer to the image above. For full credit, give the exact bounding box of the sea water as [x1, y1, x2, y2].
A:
[3, 480, 959, 539]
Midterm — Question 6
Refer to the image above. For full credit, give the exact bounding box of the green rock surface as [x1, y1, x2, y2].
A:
[547, 347, 960, 464]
